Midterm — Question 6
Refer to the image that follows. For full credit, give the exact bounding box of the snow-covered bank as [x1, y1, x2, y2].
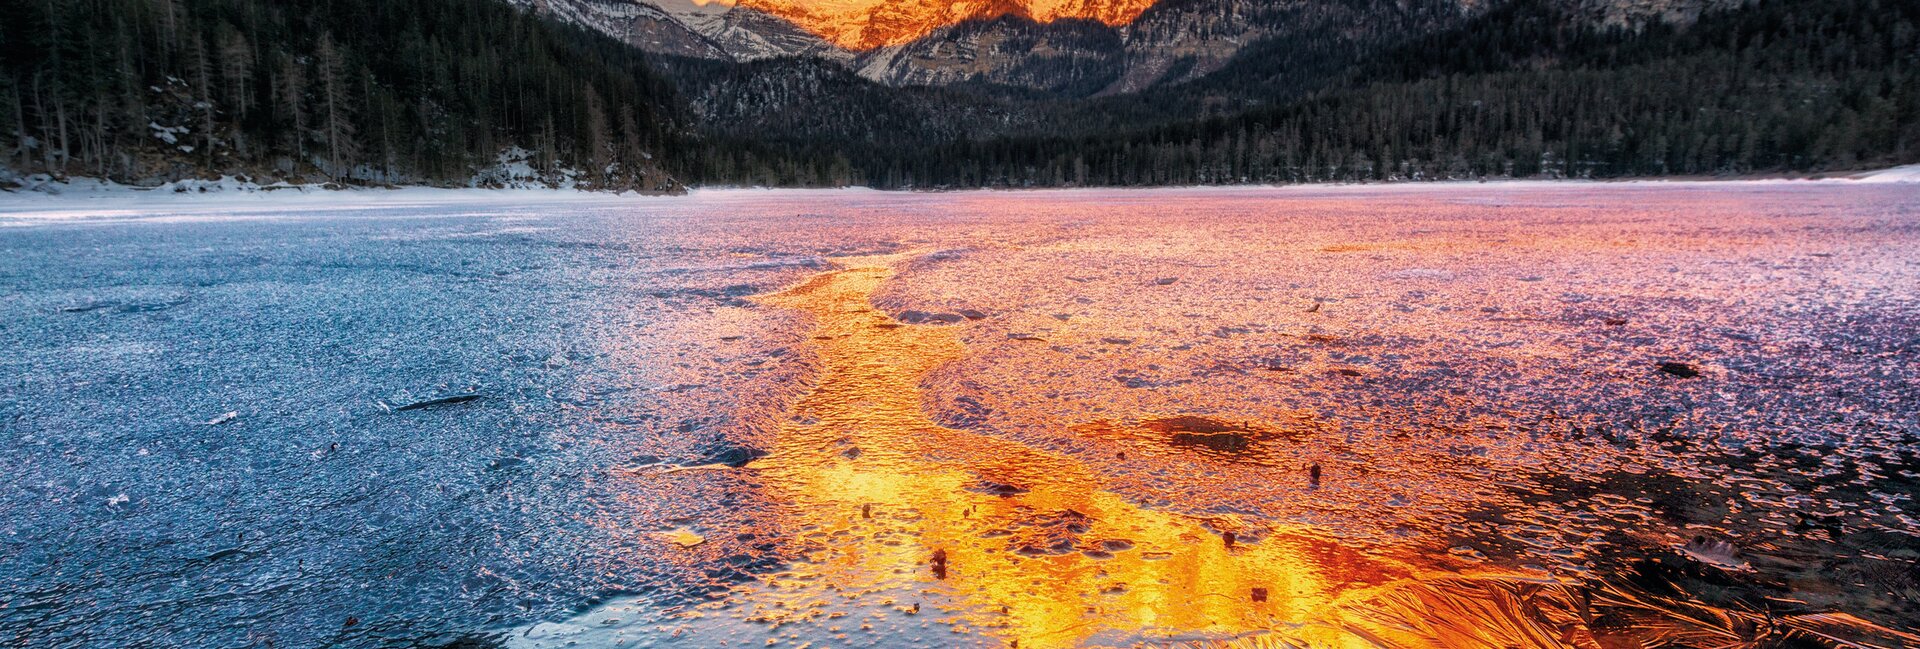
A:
[1850, 164, 1920, 183]
[3, 164, 1915, 225]
[0, 174, 682, 224]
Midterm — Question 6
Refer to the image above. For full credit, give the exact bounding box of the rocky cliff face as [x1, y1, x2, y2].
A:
[1114, 0, 1404, 95]
[858, 0, 1476, 96]
[512, 0, 721, 58]
[658, 56, 1031, 142]
[732, 0, 1157, 49]
[508, 0, 844, 61]
[520, 0, 1749, 96]
[680, 6, 856, 62]
[853, 16, 1126, 95]
[1569, 0, 1751, 26]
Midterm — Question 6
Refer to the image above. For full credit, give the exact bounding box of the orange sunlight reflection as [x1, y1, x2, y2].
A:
[513, 247, 1920, 649]
[747, 254, 1510, 647]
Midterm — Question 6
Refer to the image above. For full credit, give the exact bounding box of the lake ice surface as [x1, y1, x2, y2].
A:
[1, 183, 1916, 648]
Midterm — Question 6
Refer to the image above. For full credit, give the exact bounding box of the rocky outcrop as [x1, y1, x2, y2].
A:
[514, 0, 726, 58]
[1107, 0, 1318, 94]
[856, 0, 1474, 96]
[1569, 0, 1752, 27]
[735, 0, 1156, 49]
[523, 0, 1757, 97]
[855, 16, 1125, 94]
[681, 7, 856, 62]
[508, 0, 843, 61]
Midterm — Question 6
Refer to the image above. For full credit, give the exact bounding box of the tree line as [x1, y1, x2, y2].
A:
[3, 0, 1913, 190]
[680, 0, 1919, 188]
[0, 0, 684, 190]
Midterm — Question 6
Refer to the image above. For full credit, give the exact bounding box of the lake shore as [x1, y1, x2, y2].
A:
[4, 164, 1916, 224]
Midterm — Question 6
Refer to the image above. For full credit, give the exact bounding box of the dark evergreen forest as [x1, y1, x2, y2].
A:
[2, 0, 1915, 190]
[0, 0, 684, 190]
[682, 0, 1919, 187]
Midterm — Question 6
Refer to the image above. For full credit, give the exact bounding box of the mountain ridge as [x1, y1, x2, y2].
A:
[515, 0, 1753, 97]
[6, 0, 1910, 191]
[732, 0, 1159, 50]
[669, 0, 1917, 187]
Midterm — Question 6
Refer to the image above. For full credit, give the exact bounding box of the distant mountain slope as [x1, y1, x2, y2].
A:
[520, 0, 1755, 98]
[523, 0, 1460, 94]
[859, 0, 1476, 95]
[734, 0, 1159, 50]
[678, 0, 1917, 187]
[1, 0, 686, 190]
[1565, 0, 1752, 25]
[509, 0, 851, 62]
[8, 0, 1906, 191]
[853, 16, 1128, 95]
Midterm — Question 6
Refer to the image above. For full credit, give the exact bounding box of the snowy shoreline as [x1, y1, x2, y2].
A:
[2, 165, 1915, 223]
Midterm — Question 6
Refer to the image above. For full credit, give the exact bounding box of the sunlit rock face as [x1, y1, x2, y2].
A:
[515, 0, 1757, 95]
[850, 0, 1476, 95]
[507, 0, 851, 62]
[734, 0, 1158, 49]
[512, 0, 1156, 63]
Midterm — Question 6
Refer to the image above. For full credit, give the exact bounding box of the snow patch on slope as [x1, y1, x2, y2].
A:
[1852, 164, 1920, 184]
[471, 147, 586, 190]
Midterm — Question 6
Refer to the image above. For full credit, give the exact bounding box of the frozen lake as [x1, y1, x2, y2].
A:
[2, 183, 1917, 648]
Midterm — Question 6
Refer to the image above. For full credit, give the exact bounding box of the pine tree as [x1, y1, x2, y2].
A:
[275, 52, 307, 159]
[314, 32, 355, 178]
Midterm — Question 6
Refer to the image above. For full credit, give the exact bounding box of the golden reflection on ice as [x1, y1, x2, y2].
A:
[747, 253, 1492, 647]
[512, 247, 1920, 649]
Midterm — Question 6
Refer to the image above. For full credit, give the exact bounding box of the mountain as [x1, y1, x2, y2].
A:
[853, 15, 1128, 95]
[5, 0, 1910, 191]
[857, 0, 1477, 95]
[1566, 0, 1752, 25]
[517, 0, 1753, 98]
[525, 0, 1455, 95]
[672, 0, 1918, 187]
[735, 0, 1158, 50]
[509, 0, 850, 62]
[510, 0, 1156, 67]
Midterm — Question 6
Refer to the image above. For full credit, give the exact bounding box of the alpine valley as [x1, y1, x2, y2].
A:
[1, 0, 1914, 190]
[4, 4, 1920, 649]
[512, 0, 1743, 94]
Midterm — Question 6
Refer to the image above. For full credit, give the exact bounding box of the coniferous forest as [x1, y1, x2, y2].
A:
[683, 0, 1919, 188]
[1, 0, 1915, 190]
[0, 0, 684, 191]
